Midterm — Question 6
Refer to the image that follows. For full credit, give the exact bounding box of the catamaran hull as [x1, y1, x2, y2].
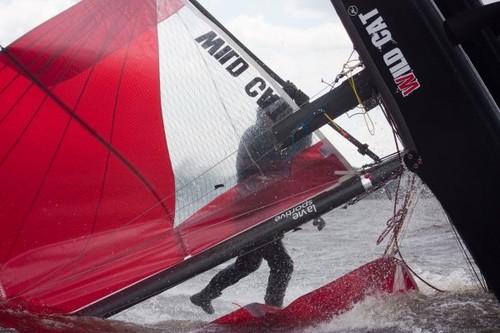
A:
[0, 257, 417, 332]
[213, 257, 417, 328]
[331, 0, 500, 301]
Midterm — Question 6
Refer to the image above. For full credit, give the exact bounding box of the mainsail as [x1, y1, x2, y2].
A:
[0, 0, 399, 318]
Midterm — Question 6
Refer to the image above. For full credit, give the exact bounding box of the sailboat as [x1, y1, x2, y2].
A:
[0, 0, 498, 331]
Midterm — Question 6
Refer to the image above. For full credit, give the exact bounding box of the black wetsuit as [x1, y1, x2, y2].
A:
[195, 101, 311, 308]
[236, 118, 289, 182]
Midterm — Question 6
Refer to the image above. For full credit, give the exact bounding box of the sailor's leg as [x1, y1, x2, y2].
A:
[209, 251, 263, 292]
[191, 250, 262, 313]
[262, 239, 294, 307]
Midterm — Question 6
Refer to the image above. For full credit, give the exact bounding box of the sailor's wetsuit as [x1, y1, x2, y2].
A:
[192, 100, 311, 310]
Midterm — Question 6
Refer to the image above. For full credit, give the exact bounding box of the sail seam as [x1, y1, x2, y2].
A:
[1, 49, 172, 218]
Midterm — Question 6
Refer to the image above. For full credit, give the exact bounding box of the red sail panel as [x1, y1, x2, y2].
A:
[213, 257, 418, 328]
[0, 0, 184, 314]
[0, 0, 355, 317]
[178, 141, 349, 255]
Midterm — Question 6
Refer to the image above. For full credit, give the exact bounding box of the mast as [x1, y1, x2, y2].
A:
[330, 0, 500, 300]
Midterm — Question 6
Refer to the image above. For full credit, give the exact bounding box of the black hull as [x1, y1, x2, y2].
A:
[331, 0, 500, 300]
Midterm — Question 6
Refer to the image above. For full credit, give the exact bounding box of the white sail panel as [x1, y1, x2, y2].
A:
[158, 6, 298, 224]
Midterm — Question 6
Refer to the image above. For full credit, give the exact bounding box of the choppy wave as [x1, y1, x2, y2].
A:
[110, 197, 500, 332]
[3, 196, 499, 333]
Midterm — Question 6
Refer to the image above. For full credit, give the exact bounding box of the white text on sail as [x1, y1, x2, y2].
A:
[357, 8, 421, 97]
[195, 31, 282, 109]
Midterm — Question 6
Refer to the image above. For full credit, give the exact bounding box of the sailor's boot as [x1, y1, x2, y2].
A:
[190, 286, 220, 314]
[191, 257, 260, 314]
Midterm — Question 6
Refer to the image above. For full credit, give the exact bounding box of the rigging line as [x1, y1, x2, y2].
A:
[380, 174, 446, 293]
[312, 49, 358, 101]
[344, 110, 370, 118]
[448, 212, 488, 291]
[331, 50, 358, 88]
[321, 110, 381, 163]
[378, 174, 406, 252]
[177, 175, 344, 238]
[377, 98, 405, 173]
[345, 66, 375, 136]
[1, 49, 170, 216]
[382, 173, 420, 255]
[315, 49, 362, 103]
[396, 174, 421, 243]
[391, 176, 447, 293]
[175, 9, 243, 144]
[396, 246, 446, 293]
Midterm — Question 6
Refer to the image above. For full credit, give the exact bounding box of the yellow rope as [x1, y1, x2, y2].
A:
[341, 61, 376, 136]
[323, 112, 348, 139]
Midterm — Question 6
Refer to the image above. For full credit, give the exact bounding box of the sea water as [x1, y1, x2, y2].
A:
[111, 191, 500, 332]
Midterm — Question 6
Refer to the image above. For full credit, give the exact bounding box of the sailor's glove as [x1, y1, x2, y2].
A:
[293, 89, 309, 106]
[282, 80, 298, 98]
[312, 217, 326, 231]
[282, 80, 309, 106]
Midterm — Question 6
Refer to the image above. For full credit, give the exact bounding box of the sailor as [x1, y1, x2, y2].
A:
[190, 81, 312, 314]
